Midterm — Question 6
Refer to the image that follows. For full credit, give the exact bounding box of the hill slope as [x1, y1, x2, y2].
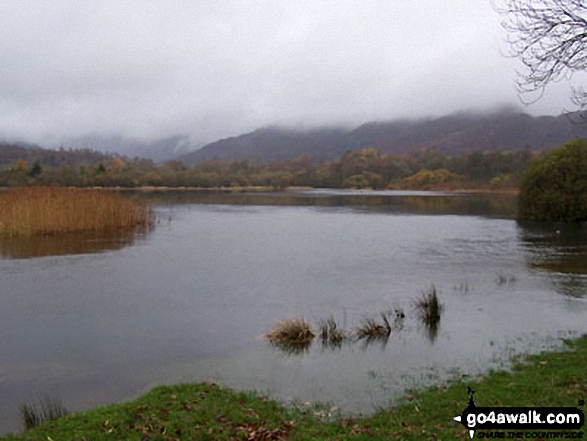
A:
[58, 134, 192, 162]
[0, 142, 123, 169]
[180, 112, 587, 164]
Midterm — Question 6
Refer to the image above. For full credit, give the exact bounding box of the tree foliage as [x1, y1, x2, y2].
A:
[518, 138, 587, 222]
[401, 169, 462, 189]
[495, 0, 587, 106]
[0, 145, 535, 190]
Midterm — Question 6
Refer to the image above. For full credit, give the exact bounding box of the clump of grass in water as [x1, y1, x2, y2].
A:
[454, 281, 470, 293]
[413, 284, 443, 326]
[0, 186, 153, 237]
[20, 396, 69, 430]
[265, 318, 314, 353]
[356, 313, 392, 340]
[495, 271, 516, 285]
[318, 317, 347, 348]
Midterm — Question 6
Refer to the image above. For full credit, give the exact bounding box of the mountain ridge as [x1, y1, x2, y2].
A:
[179, 111, 587, 164]
[3, 111, 586, 165]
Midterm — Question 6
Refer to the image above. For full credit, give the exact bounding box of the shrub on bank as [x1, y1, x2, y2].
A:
[518, 139, 587, 223]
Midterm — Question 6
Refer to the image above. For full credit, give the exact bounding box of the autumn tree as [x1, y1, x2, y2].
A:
[111, 157, 125, 173]
[11, 159, 28, 173]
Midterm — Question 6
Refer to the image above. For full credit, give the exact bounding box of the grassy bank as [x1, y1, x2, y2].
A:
[3, 335, 586, 440]
[0, 187, 153, 236]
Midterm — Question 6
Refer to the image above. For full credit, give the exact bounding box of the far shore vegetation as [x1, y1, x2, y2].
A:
[0, 144, 535, 191]
[0, 187, 153, 236]
[3, 334, 586, 440]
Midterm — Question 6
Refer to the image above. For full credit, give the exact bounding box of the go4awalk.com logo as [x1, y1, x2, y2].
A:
[453, 387, 585, 439]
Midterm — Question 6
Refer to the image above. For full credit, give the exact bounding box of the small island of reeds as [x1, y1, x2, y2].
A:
[0, 187, 153, 236]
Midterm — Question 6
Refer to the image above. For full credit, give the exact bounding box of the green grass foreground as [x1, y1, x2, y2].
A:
[3, 335, 587, 440]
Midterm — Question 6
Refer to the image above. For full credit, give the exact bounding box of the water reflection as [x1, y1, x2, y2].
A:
[0, 226, 151, 259]
[268, 340, 313, 356]
[126, 189, 518, 219]
[357, 335, 390, 351]
[421, 321, 440, 343]
[519, 223, 587, 297]
[552, 274, 587, 298]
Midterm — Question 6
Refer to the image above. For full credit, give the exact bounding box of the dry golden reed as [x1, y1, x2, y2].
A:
[0, 187, 153, 236]
[264, 318, 315, 345]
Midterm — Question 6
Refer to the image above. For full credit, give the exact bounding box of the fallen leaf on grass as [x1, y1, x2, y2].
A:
[237, 422, 293, 441]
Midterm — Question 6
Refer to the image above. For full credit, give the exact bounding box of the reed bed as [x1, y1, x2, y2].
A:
[0, 187, 153, 236]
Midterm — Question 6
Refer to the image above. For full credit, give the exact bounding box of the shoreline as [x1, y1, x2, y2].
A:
[3, 334, 585, 440]
[3, 185, 517, 196]
[0, 184, 519, 194]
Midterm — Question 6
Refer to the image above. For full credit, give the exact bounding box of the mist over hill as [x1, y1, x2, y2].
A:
[0, 134, 194, 164]
[57, 134, 193, 163]
[180, 111, 587, 164]
[2, 111, 586, 166]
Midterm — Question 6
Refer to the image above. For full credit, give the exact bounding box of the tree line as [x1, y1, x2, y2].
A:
[0, 145, 535, 190]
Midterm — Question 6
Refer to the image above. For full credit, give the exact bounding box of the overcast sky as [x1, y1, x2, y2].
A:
[0, 1, 581, 148]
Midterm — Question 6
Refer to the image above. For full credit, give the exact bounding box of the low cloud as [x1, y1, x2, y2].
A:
[0, 0, 577, 149]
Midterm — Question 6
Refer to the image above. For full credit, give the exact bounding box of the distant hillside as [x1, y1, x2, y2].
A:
[0, 142, 123, 169]
[58, 134, 193, 162]
[180, 112, 587, 164]
[179, 127, 349, 164]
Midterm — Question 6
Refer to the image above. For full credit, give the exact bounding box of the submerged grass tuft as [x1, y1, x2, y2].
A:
[318, 317, 347, 347]
[20, 396, 69, 430]
[413, 284, 442, 326]
[265, 318, 315, 352]
[495, 271, 517, 285]
[356, 313, 392, 340]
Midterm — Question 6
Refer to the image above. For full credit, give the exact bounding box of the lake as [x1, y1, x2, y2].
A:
[0, 189, 586, 434]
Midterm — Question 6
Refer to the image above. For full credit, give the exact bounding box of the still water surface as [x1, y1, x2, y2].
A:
[0, 190, 586, 434]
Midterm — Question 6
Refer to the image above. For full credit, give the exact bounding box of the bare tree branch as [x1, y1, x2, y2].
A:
[494, 0, 587, 107]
